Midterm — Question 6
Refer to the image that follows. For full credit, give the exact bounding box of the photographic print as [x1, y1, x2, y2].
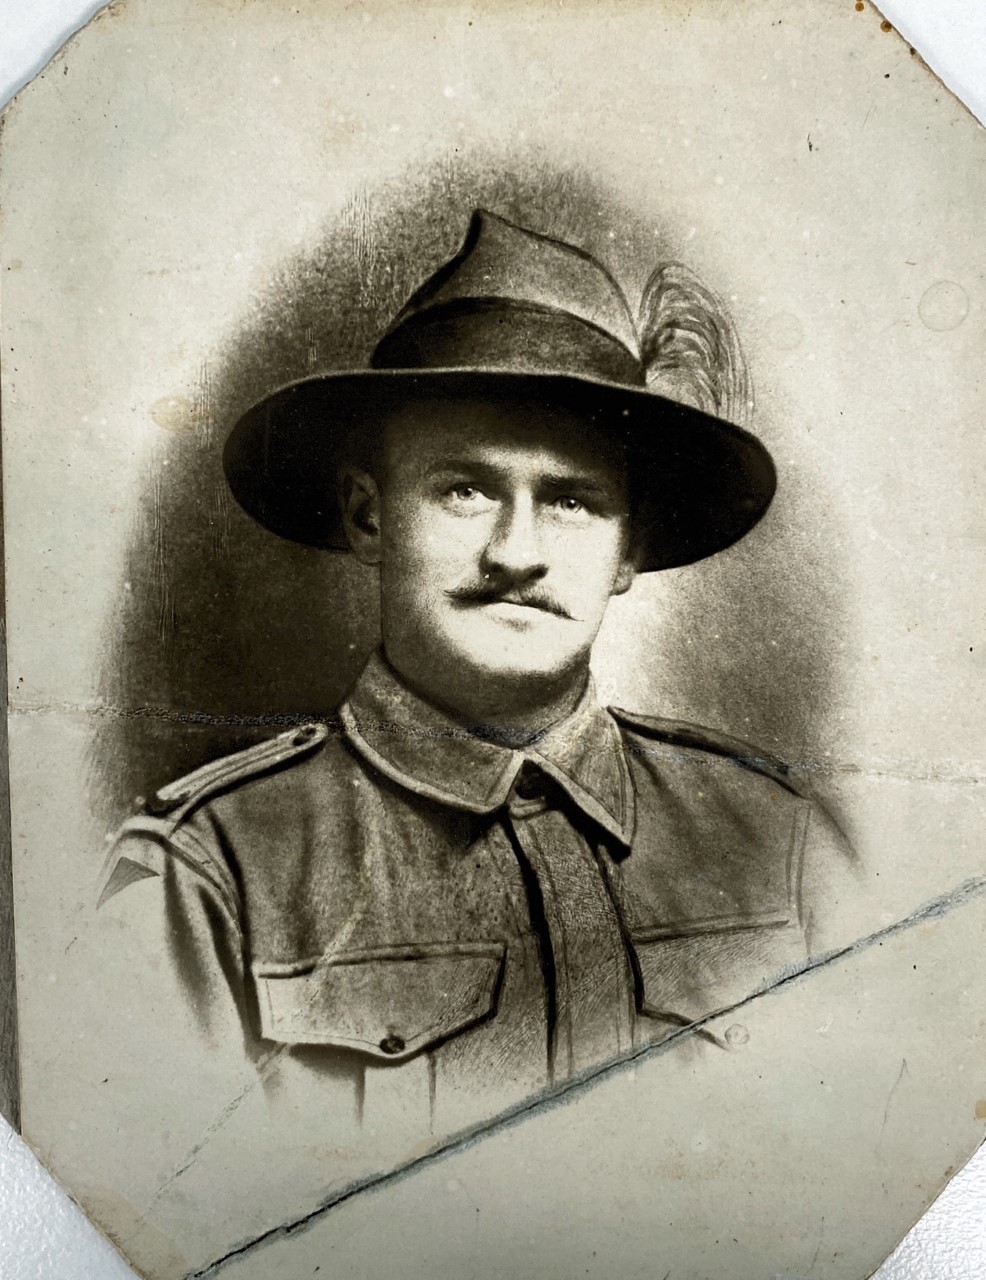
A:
[1, 1, 984, 1277]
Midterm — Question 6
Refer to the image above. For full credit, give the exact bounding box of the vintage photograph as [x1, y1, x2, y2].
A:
[1, 2, 984, 1277]
[98, 202, 859, 1117]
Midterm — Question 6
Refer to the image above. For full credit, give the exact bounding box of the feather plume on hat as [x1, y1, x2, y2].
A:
[638, 263, 752, 428]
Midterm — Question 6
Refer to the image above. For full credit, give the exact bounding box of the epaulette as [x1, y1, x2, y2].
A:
[143, 721, 330, 818]
[608, 706, 802, 795]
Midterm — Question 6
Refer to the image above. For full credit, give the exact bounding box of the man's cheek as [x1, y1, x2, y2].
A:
[406, 543, 475, 599]
[426, 519, 486, 569]
[395, 513, 452, 565]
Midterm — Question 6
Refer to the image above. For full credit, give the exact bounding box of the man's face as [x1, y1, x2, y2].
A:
[343, 395, 637, 705]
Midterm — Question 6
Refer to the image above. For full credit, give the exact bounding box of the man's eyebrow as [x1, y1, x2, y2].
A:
[424, 461, 616, 484]
[540, 472, 615, 494]
[424, 459, 506, 480]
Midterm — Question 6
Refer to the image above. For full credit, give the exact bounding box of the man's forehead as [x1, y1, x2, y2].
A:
[379, 394, 626, 472]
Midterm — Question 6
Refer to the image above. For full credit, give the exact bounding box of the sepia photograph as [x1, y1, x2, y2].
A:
[1, 1, 985, 1277]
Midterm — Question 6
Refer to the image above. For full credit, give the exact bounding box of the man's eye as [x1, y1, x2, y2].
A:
[554, 496, 585, 514]
[444, 483, 495, 510]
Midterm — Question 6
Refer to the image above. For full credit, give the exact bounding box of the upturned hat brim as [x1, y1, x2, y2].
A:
[222, 367, 776, 572]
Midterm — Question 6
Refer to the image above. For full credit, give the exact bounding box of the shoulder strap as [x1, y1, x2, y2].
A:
[145, 721, 330, 818]
[97, 723, 330, 914]
[609, 705, 801, 794]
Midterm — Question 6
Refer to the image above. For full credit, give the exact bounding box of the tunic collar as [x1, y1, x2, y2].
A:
[340, 650, 634, 848]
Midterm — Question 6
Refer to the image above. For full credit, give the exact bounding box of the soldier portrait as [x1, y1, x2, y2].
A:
[96, 205, 859, 1132]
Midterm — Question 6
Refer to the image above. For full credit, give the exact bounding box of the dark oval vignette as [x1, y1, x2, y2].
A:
[88, 151, 851, 827]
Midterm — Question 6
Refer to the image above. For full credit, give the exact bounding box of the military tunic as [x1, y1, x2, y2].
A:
[99, 650, 857, 1141]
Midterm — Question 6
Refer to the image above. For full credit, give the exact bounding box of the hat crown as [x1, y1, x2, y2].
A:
[371, 210, 644, 385]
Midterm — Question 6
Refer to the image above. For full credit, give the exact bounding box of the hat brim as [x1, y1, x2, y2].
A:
[222, 369, 776, 572]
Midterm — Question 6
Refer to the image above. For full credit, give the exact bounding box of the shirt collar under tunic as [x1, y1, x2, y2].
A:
[339, 649, 635, 848]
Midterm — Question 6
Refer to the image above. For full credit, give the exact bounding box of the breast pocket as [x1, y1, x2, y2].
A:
[631, 913, 808, 1034]
[252, 941, 507, 1063]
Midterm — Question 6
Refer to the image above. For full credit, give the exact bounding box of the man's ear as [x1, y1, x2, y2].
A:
[612, 555, 638, 596]
[611, 527, 641, 596]
[338, 467, 383, 565]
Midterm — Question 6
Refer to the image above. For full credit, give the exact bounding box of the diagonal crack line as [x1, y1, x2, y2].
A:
[881, 1057, 909, 1134]
[187, 873, 986, 1279]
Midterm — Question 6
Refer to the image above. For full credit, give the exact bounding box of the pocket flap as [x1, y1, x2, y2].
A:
[632, 917, 807, 1026]
[253, 941, 506, 1062]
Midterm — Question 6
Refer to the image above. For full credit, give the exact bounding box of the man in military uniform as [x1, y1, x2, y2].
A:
[96, 210, 857, 1222]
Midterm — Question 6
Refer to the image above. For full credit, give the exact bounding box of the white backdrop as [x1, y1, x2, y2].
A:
[0, 2, 984, 1277]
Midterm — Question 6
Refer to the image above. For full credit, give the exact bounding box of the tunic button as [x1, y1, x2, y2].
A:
[379, 1034, 406, 1055]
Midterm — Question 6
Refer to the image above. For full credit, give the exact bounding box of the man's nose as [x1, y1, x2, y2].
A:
[482, 495, 547, 579]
